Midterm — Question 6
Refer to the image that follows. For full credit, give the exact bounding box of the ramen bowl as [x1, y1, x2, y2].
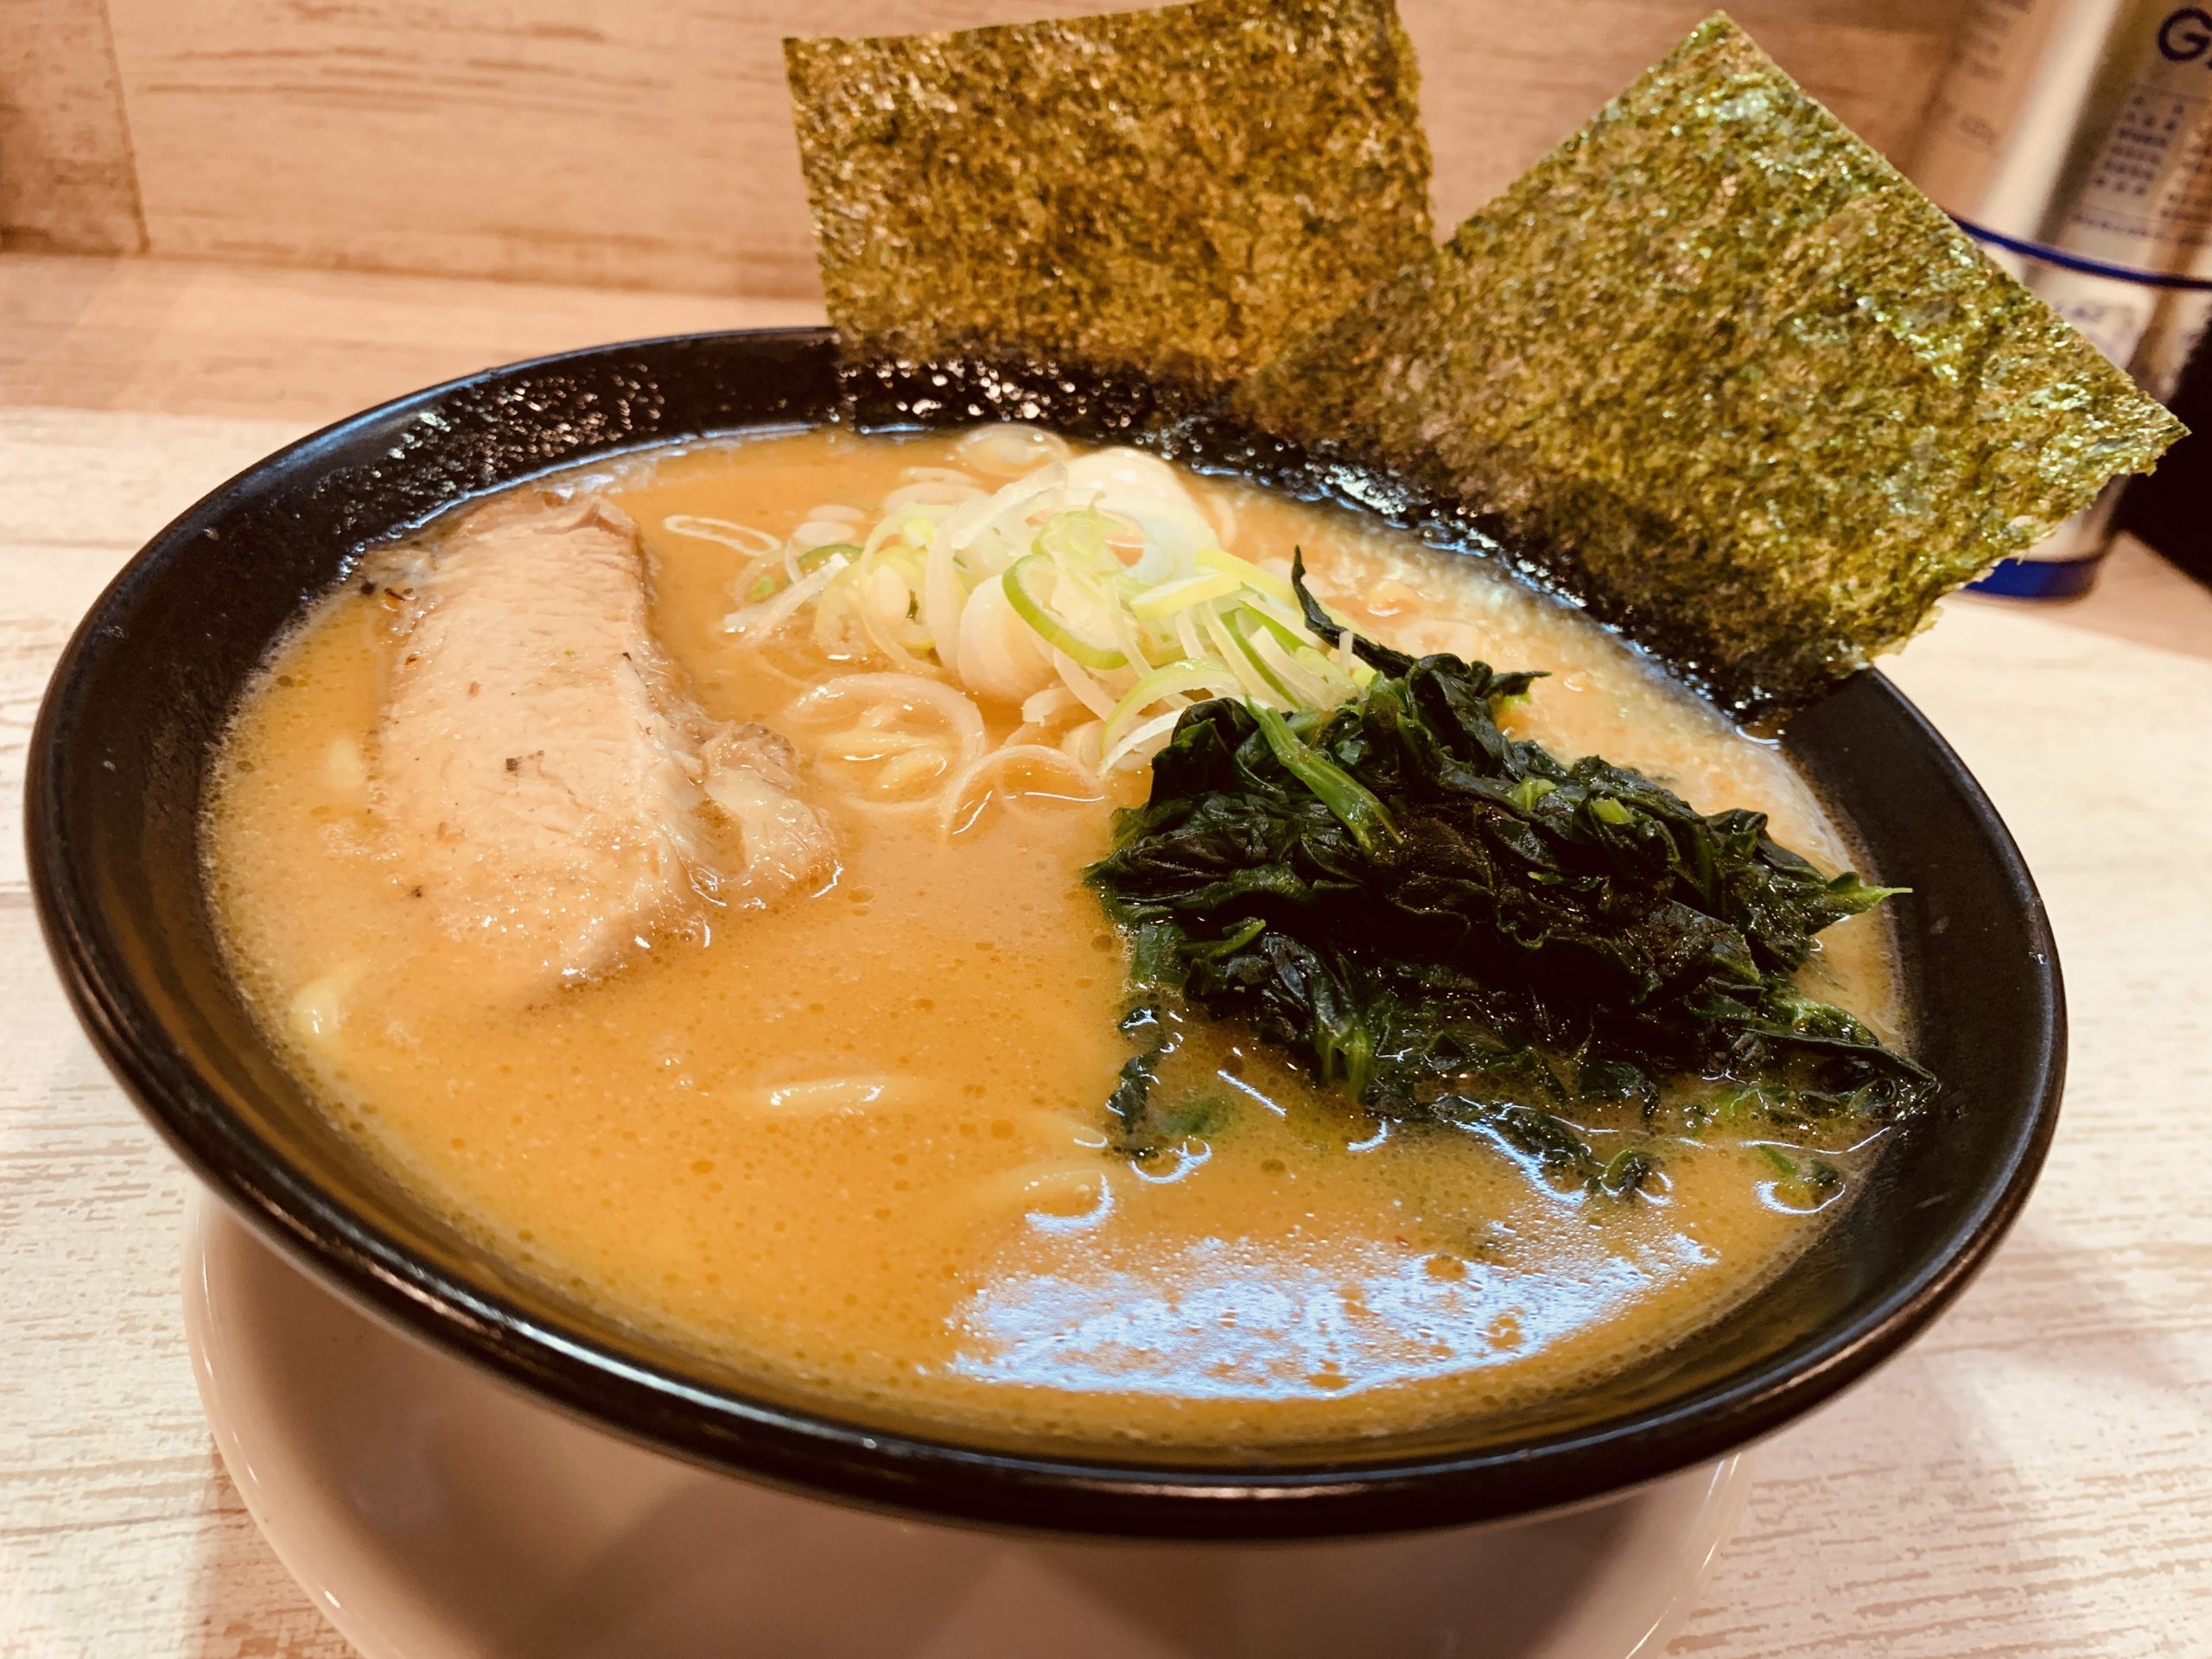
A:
[25, 329, 2063, 1540]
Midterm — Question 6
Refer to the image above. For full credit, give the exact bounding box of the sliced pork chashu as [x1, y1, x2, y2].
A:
[372, 493, 830, 995]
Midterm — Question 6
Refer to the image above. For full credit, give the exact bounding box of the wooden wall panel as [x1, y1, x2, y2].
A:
[101, 0, 1141, 300]
[1406, 1, 1970, 234]
[61, 0, 1967, 297]
[0, 0, 145, 252]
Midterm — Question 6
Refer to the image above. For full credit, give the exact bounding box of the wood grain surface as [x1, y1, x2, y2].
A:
[1, 251, 2209, 1657]
[0, 0, 144, 252]
[7, 0, 1970, 290]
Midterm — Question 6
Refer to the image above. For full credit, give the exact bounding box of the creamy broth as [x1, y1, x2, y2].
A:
[206, 428, 1901, 1451]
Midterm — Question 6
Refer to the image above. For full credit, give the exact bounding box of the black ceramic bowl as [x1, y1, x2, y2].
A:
[27, 329, 2063, 1540]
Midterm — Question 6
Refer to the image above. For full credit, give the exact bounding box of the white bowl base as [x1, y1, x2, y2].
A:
[184, 1196, 1750, 1659]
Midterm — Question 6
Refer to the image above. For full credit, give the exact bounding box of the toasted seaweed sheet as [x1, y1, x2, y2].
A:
[1233, 15, 2186, 715]
[785, 0, 1432, 392]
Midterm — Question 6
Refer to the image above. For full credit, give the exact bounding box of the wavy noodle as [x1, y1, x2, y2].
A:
[867, 748, 953, 797]
[741, 1076, 927, 1116]
[662, 514, 781, 557]
[788, 673, 989, 817]
[791, 674, 986, 756]
[741, 652, 823, 692]
[938, 744, 1103, 836]
[954, 1159, 1116, 1226]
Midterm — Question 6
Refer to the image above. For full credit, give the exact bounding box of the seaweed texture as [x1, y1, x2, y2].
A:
[1233, 15, 2185, 715]
[790, 8, 2183, 715]
[785, 0, 1433, 392]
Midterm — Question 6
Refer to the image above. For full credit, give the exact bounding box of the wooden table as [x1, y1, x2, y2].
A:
[2, 251, 2207, 1658]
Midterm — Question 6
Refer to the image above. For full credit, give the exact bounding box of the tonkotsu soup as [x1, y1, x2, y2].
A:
[205, 425, 1915, 1452]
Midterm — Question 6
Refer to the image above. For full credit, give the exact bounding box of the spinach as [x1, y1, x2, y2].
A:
[1086, 558, 1933, 1175]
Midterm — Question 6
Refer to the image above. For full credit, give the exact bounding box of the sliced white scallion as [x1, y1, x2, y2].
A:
[1021, 685, 1081, 725]
[736, 426, 1432, 798]
[1051, 651, 1121, 722]
[883, 477, 985, 514]
[792, 519, 863, 553]
[1100, 709, 1190, 776]
[953, 422, 1073, 477]
[1060, 720, 1105, 771]
[723, 552, 848, 639]
[1101, 659, 1240, 751]
[956, 572, 1057, 704]
[1202, 608, 1291, 709]
[1128, 569, 1240, 623]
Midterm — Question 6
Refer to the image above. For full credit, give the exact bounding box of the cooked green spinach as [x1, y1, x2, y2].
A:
[1086, 556, 1932, 1178]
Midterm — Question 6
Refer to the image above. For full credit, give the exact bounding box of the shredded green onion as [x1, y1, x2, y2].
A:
[1507, 776, 1558, 812]
[1195, 546, 1296, 607]
[1005, 554, 1128, 671]
[713, 438, 1491, 779]
[1103, 659, 1241, 748]
[1036, 509, 1122, 571]
[1128, 570, 1240, 622]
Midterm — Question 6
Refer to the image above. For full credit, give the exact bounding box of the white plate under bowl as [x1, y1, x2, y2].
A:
[184, 1194, 1751, 1659]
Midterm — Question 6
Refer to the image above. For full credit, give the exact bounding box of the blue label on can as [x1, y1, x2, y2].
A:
[1969, 554, 2108, 600]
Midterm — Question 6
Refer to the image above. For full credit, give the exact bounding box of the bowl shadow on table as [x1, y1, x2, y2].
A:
[1685, 1214, 2180, 1656]
[1939, 1216, 2204, 1399]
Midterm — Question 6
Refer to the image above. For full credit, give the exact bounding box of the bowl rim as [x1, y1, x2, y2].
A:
[25, 326, 2066, 1540]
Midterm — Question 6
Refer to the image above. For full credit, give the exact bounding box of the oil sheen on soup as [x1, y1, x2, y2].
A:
[205, 427, 1904, 1452]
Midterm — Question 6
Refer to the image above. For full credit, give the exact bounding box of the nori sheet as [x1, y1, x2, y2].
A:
[1232, 14, 2187, 715]
[785, 0, 1433, 393]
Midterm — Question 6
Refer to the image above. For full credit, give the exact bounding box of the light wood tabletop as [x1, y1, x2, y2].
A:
[2, 251, 2207, 1659]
